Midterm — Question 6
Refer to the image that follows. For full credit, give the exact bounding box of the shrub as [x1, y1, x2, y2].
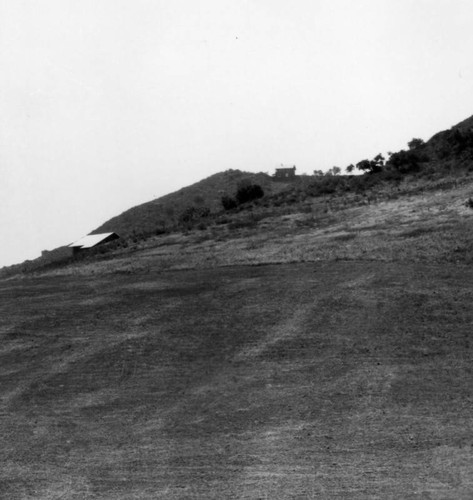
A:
[221, 195, 238, 210]
[349, 174, 380, 192]
[356, 154, 385, 174]
[386, 149, 429, 174]
[235, 184, 264, 204]
[408, 138, 425, 150]
[305, 176, 348, 196]
[178, 206, 210, 227]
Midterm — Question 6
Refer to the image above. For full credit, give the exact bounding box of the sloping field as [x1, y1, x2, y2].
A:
[2, 260, 473, 499]
[32, 175, 473, 278]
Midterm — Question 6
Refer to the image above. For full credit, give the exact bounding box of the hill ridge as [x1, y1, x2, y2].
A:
[92, 169, 287, 238]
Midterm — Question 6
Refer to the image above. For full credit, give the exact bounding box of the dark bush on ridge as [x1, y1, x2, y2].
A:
[386, 149, 429, 174]
[221, 195, 238, 210]
[235, 184, 264, 204]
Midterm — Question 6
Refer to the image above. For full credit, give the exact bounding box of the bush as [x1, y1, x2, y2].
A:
[408, 138, 425, 150]
[235, 184, 264, 204]
[221, 195, 238, 210]
[305, 176, 348, 196]
[356, 154, 385, 174]
[386, 149, 429, 174]
[349, 174, 379, 192]
[178, 206, 211, 227]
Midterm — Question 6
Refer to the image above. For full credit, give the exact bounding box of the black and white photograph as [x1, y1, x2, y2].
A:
[1, 0, 473, 498]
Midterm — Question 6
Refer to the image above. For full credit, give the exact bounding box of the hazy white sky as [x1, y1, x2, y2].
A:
[1, 0, 473, 266]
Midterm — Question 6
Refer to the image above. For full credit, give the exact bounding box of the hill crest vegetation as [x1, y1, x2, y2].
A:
[2, 113, 473, 277]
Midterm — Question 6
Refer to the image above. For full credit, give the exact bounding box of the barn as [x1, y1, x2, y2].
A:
[68, 232, 120, 255]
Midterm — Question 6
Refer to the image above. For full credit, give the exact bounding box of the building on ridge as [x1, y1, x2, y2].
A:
[273, 165, 297, 181]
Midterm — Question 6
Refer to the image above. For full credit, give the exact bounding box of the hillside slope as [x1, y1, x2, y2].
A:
[93, 113, 473, 241]
[2, 172, 473, 498]
[93, 170, 287, 238]
[3, 115, 473, 498]
[2, 262, 473, 498]
[415, 113, 473, 170]
[36, 173, 473, 277]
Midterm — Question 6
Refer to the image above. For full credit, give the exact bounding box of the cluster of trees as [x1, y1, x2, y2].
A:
[297, 137, 432, 179]
[314, 166, 342, 176]
[353, 153, 386, 174]
[344, 138, 428, 176]
[221, 183, 264, 210]
[387, 149, 428, 174]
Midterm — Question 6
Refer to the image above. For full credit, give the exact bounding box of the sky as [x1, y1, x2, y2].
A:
[1, 0, 473, 267]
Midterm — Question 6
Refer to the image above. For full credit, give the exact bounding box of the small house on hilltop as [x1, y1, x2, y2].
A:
[69, 232, 120, 255]
[273, 165, 296, 180]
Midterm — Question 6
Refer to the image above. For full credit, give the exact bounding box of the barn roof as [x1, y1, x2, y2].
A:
[68, 232, 118, 249]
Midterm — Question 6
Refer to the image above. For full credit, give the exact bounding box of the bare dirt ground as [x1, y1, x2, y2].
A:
[2, 260, 473, 499]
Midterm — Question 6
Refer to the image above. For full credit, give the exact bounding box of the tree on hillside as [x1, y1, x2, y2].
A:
[386, 149, 428, 174]
[326, 166, 341, 176]
[408, 138, 425, 150]
[356, 154, 384, 174]
[235, 184, 264, 204]
[346, 164, 355, 173]
[221, 195, 238, 210]
[356, 159, 372, 173]
[372, 153, 385, 171]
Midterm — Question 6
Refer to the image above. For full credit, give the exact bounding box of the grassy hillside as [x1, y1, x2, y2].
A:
[31, 172, 473, 277]
[2, 261, 473, 498]
[92, 114, 473, 243]
[4, 113, 472, 277]
[92, 169, 289, 238]
[2, 168, 473, 497]
[3, 115, 473, 498]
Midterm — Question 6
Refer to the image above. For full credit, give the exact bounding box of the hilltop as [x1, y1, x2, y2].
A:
[92, 113, 473, 243]
[92, 169, 288, 238]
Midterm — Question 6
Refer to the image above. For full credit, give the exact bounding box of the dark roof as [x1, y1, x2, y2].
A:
[275, 167, 296, 172]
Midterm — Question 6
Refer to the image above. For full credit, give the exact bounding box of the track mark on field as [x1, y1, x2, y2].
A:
[235, 302, 314, 360]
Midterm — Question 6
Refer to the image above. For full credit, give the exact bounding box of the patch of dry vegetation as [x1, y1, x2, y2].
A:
[31, 176, 473, 279]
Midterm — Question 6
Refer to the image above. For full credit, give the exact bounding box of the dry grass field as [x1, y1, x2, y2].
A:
[37, 175, 473, 277]
[2, 179, 473, 499]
